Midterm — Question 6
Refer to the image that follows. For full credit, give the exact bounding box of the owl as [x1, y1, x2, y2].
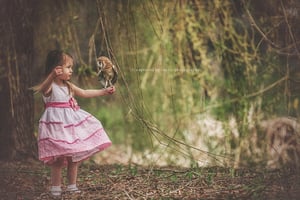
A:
[97, 56, 118, 88]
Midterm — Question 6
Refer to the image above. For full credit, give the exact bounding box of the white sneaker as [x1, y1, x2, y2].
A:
[66, 184, 81, 193]
[50, 186, 62, 197]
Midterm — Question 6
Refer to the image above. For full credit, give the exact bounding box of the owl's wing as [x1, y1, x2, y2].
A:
[111, 65, 118, 84]
[98, 71, 106, 88]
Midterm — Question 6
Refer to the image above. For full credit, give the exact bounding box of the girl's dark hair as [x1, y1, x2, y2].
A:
[31, 50, 73, 94]
[45, 50, 64, 75]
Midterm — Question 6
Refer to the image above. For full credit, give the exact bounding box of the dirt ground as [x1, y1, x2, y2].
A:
[0, 161, 299, 200]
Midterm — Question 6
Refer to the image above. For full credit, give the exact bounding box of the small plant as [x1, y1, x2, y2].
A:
[206, 172, 216, 185]
[170, 174, 178, 182]
[128, 165, 138, 176]
[112, 164, 123, 175]
[153, 169, 162, 177]
[185, 171, 194, 180]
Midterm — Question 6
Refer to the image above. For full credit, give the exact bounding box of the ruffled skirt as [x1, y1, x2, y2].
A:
[38, 107, 111, 164]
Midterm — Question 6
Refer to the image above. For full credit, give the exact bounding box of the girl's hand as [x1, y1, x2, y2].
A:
[54, 66, 63, 76]
[105, 86, 116, 95]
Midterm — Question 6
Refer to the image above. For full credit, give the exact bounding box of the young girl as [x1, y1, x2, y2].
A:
[33, 50, 115, 197]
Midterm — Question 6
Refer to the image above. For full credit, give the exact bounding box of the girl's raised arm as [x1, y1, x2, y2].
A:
[71, 83, 115, 98]
[31, 69, 58, 96]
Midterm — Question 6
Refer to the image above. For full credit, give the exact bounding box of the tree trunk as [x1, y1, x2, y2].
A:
[0, 0, 37, 161]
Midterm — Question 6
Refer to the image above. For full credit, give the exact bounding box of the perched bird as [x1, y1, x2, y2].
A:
[97, 56, 118, 88]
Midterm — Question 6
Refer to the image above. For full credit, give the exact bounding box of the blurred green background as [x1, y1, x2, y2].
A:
[31, 0, 300, 168]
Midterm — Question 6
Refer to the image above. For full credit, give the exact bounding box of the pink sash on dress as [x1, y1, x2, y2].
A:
[45, 97, 80, 111]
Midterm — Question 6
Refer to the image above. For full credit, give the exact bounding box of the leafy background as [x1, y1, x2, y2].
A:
[32, 0, 300, 168]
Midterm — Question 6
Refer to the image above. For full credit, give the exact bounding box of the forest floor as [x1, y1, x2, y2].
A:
[0, 161, 299, 200]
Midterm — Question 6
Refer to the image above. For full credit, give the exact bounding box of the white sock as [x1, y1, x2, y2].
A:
[50, 186, 62, 191]
[67, 184, 77, 190]
[67, 184, 81, 193]
[50, 186, 62, 196]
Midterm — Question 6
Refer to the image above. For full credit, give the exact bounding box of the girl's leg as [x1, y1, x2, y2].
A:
[50, 157, 64, 186]
[66, 157, 81, 193]
[67, 157, 79, 185]
[49, 157, 64, 196]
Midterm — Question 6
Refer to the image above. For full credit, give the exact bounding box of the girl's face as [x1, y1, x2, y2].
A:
[59, 55, 74, 81]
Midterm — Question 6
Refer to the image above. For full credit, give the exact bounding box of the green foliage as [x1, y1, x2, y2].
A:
[111, 163, 124, 175]
[95, 0, 299, 166]
[33, 0, 300, 167]
[128, 164, 138, 176]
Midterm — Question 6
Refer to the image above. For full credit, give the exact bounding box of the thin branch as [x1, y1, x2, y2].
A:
[131, 109, 233, 165]
[195, 75, 288, 114]
[244, 7, 280, 49]
[280, 0, 300, 56]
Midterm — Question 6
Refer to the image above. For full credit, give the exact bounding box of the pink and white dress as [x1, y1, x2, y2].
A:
[38, 82, 112, 164]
